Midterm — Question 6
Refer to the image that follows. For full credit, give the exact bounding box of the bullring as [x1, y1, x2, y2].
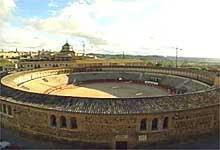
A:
[0, 63, 219, 149]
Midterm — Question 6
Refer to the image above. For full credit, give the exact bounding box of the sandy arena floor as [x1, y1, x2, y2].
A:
[19, 75, 168, 98]
[49, 82, 168, 98]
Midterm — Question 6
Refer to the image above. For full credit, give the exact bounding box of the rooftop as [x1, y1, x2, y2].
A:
[1, 84, 219, 115]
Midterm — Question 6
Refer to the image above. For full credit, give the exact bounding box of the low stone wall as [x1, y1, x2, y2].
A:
[68, 71, 209, 93]
[1, 66, 215, 88]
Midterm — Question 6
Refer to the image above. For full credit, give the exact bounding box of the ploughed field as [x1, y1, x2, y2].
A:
[18, 74, 168, 98]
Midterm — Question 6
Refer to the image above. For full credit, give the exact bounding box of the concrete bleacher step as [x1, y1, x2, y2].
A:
[175, 79, 191, 89]
[138, 73, 144, 80]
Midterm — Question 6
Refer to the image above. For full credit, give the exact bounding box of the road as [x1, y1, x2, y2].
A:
[0, 126, 219, 149]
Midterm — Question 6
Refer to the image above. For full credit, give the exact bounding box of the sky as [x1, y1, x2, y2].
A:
[0, 0, 220, 58]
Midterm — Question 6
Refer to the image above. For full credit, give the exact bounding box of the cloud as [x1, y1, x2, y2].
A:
[0, 0, 15, 17]
[0, 0, 16, 26]
[0, 24, 65, 51]
[1, 0, 220, 58]
[25, 0, 107, 46]
[1, 0, 158, 52]
[48, 0, 59, 8]
[24, 0, 160, 47]
[72, 32, 108, 45]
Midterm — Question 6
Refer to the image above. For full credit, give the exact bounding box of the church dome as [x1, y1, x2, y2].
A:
[63, 42, 70, 47]
[61, 42, 73, 52]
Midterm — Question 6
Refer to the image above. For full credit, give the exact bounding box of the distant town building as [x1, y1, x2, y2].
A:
[1, 42, 99, 72]
[214, 72, 220, 87]
[15, 61, 72, 71]
[0, 49, 38, 59]
[0, 51, 20, 59]
[16, 42, 76, 71]
[54, 42, 75, 61]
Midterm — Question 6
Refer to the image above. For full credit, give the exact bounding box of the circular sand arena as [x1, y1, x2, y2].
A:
[15, 71, 210, 99]
[17, 73, 168, 98]
[49, 82, 168, 98]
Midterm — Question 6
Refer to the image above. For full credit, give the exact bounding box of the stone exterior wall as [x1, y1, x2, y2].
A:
[0, 98, 219, 148]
